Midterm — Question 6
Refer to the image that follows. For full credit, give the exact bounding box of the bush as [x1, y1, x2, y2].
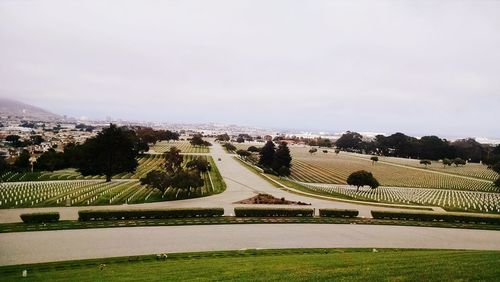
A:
[262, 167, 276, 175]
[371, 210, 500, 225]
[78, 208, 224, 221]
[234, 207, 314, 217]
[20, 212, 60, 223]
[319, 209, 359, 218]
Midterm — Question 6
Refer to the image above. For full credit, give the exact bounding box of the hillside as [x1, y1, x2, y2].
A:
[0, 97, 61, 121]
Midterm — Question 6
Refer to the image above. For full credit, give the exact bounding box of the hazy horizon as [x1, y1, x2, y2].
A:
[1, 0, 499, 138]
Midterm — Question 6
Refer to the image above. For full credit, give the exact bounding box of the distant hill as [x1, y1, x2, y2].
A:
[0, 98, 62, 121]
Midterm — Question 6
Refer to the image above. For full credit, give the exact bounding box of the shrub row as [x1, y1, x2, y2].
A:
[78, 208, 224, 221]
[371, 210, 500, 225]
[319, 209, 359, 218]
[234, 207, 314, 217]
[20, 212, 60, 223]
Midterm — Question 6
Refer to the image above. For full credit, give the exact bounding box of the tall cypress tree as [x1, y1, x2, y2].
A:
[258, 141, 275, 167]
[272, 142, 292, 176]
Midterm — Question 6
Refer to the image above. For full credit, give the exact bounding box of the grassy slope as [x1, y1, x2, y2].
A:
[2, 249, 499, 281]
[290, 147, 496, 192]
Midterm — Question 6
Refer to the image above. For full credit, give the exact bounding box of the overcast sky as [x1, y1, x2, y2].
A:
[0, 0, 499, 138]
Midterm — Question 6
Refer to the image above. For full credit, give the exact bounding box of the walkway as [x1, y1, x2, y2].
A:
[1, 224, 499, 265]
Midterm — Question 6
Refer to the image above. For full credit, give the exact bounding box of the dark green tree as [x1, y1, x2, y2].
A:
[451, 138, 485, 163]
[186, 157, 210, 172]
[442, 158, 453, 168]
[453, 158, 466, 167]
[135, 127, 158, 144]
[14, 150, 31, 171]
[222, 143, 236, 152]
[259, 141, 275, 167]
[190, 135, 211, 147]
[215, 133, 230, 142]
[335, 131, 364, 151]
[236, 149, 251, 158]
[77, 124, 139, 182]
[170, 170, 204, 191]
[5, 135, 22, 147]
[140, 170, 171, 195]
[163, 146, 184, 174]
[30, 135, 44, 145]
[0, 156, 10, 175]
[347, 170, 379, 191]
[5, 135, 20, 143]
[34, 149, 65, 171]
[484, 145, 500, 187]
[317, 138, 332, 148]
[272, 142, 292, 176]
[418, 136, 455, 160]
[278, 166, 291, 177]
[152, 129, 179, 142]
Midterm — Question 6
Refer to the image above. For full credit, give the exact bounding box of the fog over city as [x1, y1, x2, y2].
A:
[1, 0, 499, 137]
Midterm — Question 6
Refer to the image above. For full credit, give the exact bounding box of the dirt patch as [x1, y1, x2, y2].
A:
[234, 193, 311, 205]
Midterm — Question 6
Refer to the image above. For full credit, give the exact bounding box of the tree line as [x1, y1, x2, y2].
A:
[335, 131, 495, 163]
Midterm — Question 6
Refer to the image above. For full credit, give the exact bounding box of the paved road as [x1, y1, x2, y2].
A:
[1, 224, 499, 265]
[0, 142, 440, 223]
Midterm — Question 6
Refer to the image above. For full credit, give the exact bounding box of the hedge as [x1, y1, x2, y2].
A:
[20, 212, 60, 224]
[371, 210, 500, 225]
[319, 209, 359, 218]
[78, 208, 224, 221]
[234, 207, 314, 217]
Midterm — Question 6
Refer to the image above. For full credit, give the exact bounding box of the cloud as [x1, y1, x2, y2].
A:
[0, 0, 499, 137]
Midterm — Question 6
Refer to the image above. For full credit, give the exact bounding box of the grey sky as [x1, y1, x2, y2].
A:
[0, 0, 499, 137]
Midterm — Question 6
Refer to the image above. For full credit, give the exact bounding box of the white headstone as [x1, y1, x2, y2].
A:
[22, 270, 27, 277]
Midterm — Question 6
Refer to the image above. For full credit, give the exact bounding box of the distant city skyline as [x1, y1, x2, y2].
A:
[1, 0, 499, 138]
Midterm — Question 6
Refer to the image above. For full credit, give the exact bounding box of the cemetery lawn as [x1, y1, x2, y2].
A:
[1, 249, 499, 281]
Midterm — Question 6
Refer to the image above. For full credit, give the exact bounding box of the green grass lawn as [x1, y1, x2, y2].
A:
[2, 249, 499, 281]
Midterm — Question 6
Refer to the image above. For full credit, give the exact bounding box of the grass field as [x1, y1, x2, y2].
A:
[289, 147, 497, 192]
[351, 152, 498, 181]
[0, 156, 225, 208]
[151, 140, 210, 154]
[1, 249, 499, 281]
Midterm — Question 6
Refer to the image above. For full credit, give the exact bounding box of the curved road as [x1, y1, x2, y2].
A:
[1, 224, 500, 265]
[0, 142, 442, 223]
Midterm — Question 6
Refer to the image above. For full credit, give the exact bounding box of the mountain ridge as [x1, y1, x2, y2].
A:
[0, 97, 62, 121]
